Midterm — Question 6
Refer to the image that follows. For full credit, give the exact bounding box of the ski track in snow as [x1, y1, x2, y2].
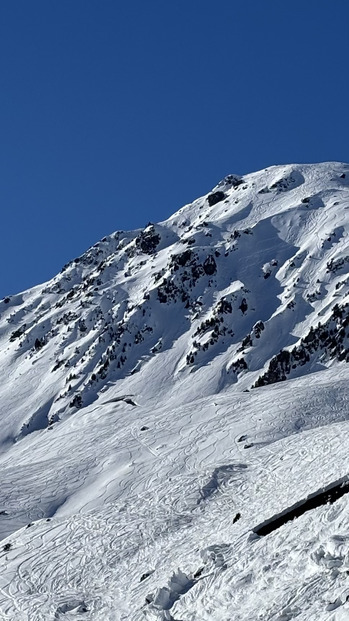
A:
[1, 370, 349, 619]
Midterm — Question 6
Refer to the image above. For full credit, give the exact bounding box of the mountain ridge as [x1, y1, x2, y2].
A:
[1, 162, 349, 417]
[1, 161, 349, 619]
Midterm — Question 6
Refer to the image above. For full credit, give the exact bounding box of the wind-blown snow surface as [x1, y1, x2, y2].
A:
[1, 162, 349, 619]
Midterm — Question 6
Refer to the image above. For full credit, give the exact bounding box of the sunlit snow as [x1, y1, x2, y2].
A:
[1, 162, 349, 619]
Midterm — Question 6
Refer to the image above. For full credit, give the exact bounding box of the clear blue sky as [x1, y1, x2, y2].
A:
[1, 0, 349, 298]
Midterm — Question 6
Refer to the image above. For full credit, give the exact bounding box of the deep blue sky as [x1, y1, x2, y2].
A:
[1, 0, 349, 297]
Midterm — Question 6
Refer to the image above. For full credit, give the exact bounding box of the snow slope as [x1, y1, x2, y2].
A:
[1, 162, 349, 619]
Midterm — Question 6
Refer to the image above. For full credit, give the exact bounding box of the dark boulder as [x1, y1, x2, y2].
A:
[207, 191, 226, 207]
[203, 255, 217, 276]
[239, 298, 248, 314]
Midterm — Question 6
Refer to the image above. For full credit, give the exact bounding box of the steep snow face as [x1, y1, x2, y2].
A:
[1, 162, 349, 620]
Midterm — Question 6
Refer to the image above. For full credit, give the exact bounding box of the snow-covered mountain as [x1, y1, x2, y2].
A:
[1, 162, 349, 620]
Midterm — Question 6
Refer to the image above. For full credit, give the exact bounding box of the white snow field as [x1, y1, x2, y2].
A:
[1, 162, 349, 619]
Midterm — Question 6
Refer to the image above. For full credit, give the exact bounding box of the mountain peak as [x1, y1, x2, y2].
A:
[1, 161, 349, 619]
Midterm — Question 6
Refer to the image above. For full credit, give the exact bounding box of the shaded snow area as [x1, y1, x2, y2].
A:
[1, 162, 349, 619]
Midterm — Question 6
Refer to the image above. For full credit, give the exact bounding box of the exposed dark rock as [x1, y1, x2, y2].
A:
[135, 225, 161, 255]
[216, 299, 232, 314]
[56, 311, 78, 325]
[52, 359, 66, 372]
[230, 358, 248, 374]
[207, 191, 226, 207]
[253, 321, 265, 338]
[326, 256, 349, 274]
[193, 566, 204, 579]
[10, 325, 26, 342]
[218, 174, 243, 189]
[70, 394, 83, 409]
[238, 334, 252, 352]
[270, 174, 302, 192]
[140, 571, 153, 582]
[254, 302, 349, 388]
[171, 250, 192, 268]
[254, 478, 349, 537]
[203, 255, 217, 276]
[158, 289, 168, 304]
[239, 298, 248, 314]
[34, 337, 45, 350]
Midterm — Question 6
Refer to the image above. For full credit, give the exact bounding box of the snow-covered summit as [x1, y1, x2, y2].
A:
[1, 162, 349, 619]
[2, 162, 348, 419]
